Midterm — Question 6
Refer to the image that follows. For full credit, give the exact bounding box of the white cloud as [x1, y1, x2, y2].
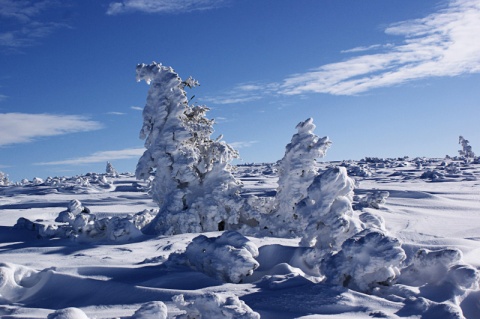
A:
[36, 147, 145, 165]
[340, 43, 394, 54]
[106, 0, 226, 15]
[280, 0, 480, 96]
[0, 113, 103, 146]
[204, 82, 279, 105]
[107, 111, 126, 115]
[0, 0, 68, 51]
[130, 106, 143, 111]
[230, 141, 258, 149]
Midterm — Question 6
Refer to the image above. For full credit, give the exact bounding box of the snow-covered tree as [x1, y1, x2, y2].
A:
[298, 167, 362, 253]
[458, 136, 475, 160]
[105, 161, 118, 177]
[267, 118, 331, 237]
[0, 171, 9, 186]
[135, 62, 242, 235]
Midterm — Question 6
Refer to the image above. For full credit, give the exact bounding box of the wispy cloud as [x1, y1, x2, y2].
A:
[206, 0, 480, 102]
[280, 0, 480, 95]
[203, 82, 279, 105]
[0, 113, 102, 146]
[0, 0, 68, 52]
[230, 141, 258, 149]
[340, 43, 394, 54]
[107, 111, 125, 115]
[36, 147, 145, 165]
[106, 0, 227, 15]
[131, 106, 143, 111]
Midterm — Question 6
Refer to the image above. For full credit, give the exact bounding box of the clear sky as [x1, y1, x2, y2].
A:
[1, 0, 479, 181]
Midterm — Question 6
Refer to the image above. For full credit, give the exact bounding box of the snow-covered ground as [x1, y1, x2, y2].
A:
[1, 158, 479, 318]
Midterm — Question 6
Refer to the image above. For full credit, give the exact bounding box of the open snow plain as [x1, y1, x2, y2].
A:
[1, 158, 479, 318]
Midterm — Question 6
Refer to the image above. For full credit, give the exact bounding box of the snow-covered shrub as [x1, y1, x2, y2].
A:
[269, 118, 331, 237]
[322, 230, 406, 292]
[355, 190, 389, 209]
[131, 301, 167, 319]
[298, 167, 362, 254]
[178, 231, 259, 283]
[47, 307, 89, 319]
[173, 293, 260, 319]
[445, 162, 461, 174]
[55, 199, 90, 224]
[16, 200, 154, 242]
[343, 163, 373, 177]
[32, 177, 44, 185]
[135, 62, 243, 235]
[420, 169, 445, 181]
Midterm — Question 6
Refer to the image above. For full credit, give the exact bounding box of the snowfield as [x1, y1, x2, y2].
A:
[1, 158, 480, 319]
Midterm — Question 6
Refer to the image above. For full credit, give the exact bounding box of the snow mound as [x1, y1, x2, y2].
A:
[398, 297, 464, 319]
[322, 230, 406, 292]
[131, 301, 167, 319]
[47, 308, 89, 319]
[0, 263, 39, 303]
[400, 248, 479, 292]
[173, 293, 260, 319]
[179, 231, 259, 283]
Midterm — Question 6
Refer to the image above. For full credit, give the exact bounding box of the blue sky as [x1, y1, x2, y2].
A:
[1, 0, 479, 181]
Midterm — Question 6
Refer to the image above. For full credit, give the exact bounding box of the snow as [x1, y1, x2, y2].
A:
[1, 157, 480, 318]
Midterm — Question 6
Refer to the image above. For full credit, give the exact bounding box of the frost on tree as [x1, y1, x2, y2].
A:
[458, 136, 475, 160]
[268, 118, 331, 237]
[135, 62, 242, 235]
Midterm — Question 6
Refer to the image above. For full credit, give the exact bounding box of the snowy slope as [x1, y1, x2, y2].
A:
[1, 159, 479, 318]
